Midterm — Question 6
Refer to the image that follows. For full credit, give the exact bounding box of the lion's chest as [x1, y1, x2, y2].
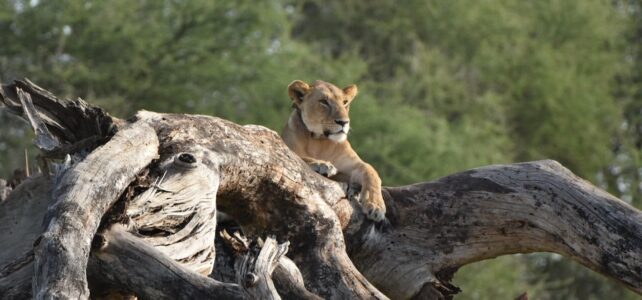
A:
[304, 138, 343, 162]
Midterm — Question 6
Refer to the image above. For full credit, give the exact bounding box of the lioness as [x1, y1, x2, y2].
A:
[282, 80, 386, 221]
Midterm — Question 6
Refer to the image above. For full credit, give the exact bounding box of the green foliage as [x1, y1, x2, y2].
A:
[454, 255, 543, 300]
[0, 0, 640, 298]
[522, 253, 640, 300]
[0, 110, 34, 176]
[293, 0, 626, 179]
[349, 92, 511, 184]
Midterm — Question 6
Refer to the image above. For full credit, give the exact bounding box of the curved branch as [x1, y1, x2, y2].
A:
[348, 160, 642, 299]
[217, 229, 322, 299]
[33, 123, 159, 299]
[88, 226, 288, 300]
[234, 237, 288, 299]
[272, 257, 323, 300]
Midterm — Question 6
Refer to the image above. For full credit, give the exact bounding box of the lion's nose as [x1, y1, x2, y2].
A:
[335, 119, 350, 126]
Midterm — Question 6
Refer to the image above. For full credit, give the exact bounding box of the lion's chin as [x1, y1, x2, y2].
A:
[328, 132, 347, 143]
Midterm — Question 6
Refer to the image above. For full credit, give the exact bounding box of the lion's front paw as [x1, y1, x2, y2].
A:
[309, 160, 337, 177]
[360, 189, 386, 222]
[347, 183, 361, 202]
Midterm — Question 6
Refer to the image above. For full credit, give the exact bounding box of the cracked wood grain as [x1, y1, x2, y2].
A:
[32, 123, 158, 299]
[88, 226, 288, 300]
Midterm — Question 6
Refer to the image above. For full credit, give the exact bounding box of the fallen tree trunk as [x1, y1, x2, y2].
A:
[0, 79, 641, 299]
[88, 225, 288, 300]
[0, 177, 294, 300]
[351, 161, 642, 298]
[33, 121, 158, 299]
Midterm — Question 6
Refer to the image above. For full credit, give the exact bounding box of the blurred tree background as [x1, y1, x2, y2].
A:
[1, 0, 640, 298]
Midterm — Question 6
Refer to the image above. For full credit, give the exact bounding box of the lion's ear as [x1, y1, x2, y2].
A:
[288, 80, 310, 105]
[343, 84, 358, 101]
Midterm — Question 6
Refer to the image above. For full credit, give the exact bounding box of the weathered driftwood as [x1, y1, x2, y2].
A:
[234, 237, 287, 300]
[88, 225, 287, 300]
[0, 178, 294, 300]
[353, 161, 642, 298]
[272, 256, 322, 300]
[0, 78, 116, 156]
[217, 229, 320, 300]
[33, 122, 159, 299]
[88, 224, 241, 300]
[0, 79, 641, 299]
[0, 177, 51, 299]
[126, 151, 220, 276]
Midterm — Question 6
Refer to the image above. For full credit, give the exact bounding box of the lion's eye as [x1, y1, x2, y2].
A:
[343, 100, 348, 106]
[319, 99, 330, 107]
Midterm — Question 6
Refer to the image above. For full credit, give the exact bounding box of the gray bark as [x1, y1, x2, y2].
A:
[0, 78, 116, 157]
[0, 79, 640, 299]
[217, 230, 319, 300]
[0, 177, 290, 300]
[351, 161, 642, 298]
[272, 257, 322, 300]
[233, 237, 287, 300]
[33, 122, 159, 299]
[88, 225, 286, 300]
[0, 177, 51, 299]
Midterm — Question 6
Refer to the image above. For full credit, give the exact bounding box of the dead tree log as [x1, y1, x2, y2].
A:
[0, 177, 51, 299]
[88, 225, 288, 300]
[0, 79, 641, 299]
[214, 229, 321, 300]
[33, 122, 158, 299]
[351, 161, 642, 298]
[0, 177, 293, 300]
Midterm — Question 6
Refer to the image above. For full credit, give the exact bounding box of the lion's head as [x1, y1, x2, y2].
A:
[287, 80, 358, 143]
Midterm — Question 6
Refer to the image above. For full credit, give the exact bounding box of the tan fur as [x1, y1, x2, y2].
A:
[282, 80, 386, 221]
